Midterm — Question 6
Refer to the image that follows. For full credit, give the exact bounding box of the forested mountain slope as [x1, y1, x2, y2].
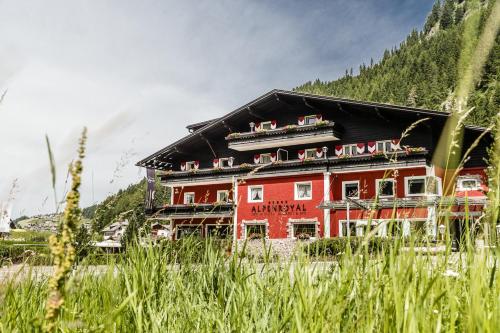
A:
[295, 0, 499, 126]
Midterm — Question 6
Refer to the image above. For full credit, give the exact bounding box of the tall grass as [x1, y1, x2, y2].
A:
[1, 238, 499, 332]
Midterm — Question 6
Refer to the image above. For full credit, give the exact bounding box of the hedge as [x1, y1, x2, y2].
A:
[304, 237, 397, 258]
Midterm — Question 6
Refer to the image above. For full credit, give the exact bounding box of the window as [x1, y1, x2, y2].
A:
[295, 182, 312, 200]
[305, 148, 316, 159]
[206, 225, 232, 239]
[260, 154, 272, 164]
[176, 226, 201, 239]
[340, 221, 357, 237]
[185, 161, 196, 170]
[385, 221, 403, 238]
[260, 121, 272, 130]
[343, 144, 358, 156]
[219, 157, 232, 168]
[245, 224, 266, 239]
[376, 140, 392, 153]
[458, 178, 480, 191]
[342, 181, 360, 199]
[292, 223, 317, 239]
[184, 192, 195, 204]
[217, 190, 229, 203]
[376, 179, 395, 197]
[304, 115, 317, 125]
[405, 176, 426, 196]
[248, 186, 263, 203]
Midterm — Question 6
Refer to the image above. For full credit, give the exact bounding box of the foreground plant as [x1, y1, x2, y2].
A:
[44, 128, 87, 332]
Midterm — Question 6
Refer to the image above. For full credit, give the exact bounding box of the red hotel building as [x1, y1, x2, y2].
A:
[137, 90, 491, 244]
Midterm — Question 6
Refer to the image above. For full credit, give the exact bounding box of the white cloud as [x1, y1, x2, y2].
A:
[0, 0, 432, 217]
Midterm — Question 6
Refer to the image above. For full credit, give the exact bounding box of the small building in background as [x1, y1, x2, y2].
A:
[151, 222, 171, 240]
[102, 220, 129, 241]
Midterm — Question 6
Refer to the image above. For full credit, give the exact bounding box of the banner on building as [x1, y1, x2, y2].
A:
[145, 168, 156, 211]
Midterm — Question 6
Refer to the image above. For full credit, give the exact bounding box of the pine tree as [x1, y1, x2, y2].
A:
[424, 0, 441, 33]
[407, 86, 418, 107]
[455, 4, 465, 24]
[440, 0, 455, 29]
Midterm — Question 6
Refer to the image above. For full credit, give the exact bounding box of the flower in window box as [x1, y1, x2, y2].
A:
[338, 154, 351, 159]
[314, 120, 330, 127]
[284, 124, 297, 131]
[296, 232, 312, 240]
[226, 132, 241, 139]
[405, 147, 426, 155]
[239, 163, 253, 169]
[371, 151, 385, 158]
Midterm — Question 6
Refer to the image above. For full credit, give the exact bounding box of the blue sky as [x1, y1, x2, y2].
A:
[0, 0, 434, 217]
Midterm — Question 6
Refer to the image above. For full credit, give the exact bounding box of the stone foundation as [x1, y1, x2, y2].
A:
[234, 238, 312, 259]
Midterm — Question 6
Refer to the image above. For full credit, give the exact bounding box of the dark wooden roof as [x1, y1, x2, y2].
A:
[136, 89, 489, 168]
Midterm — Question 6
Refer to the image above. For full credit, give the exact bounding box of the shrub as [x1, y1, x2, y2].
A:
[304, 237, 395, 258]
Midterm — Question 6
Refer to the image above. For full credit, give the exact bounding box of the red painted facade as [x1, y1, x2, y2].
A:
[236, 174, 325, 239]
[172, 183, 233, 204]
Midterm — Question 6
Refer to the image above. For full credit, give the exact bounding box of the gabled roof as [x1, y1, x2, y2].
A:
[186, 118, 220, 132]
[136, 89, 487, 168]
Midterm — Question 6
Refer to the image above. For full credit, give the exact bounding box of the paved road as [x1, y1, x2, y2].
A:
[0, 264, 110, 283]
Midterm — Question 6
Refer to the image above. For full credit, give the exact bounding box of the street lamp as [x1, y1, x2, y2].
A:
[438, 224, 446, 240]
[322, 146, 328, 159]
[249, 122, 255, 132]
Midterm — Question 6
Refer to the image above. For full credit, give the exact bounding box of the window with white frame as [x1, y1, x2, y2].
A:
[206, 224, 232, 239]
[295, 182, 312, 200]
[219, 157, 232, 168]
[340, 220, 380, 237]
[376, 179, 395, 197]
[342, 144, 358, 156]
[305, 148, 316, 159]
[376, 140, 392, 153]
[457, 178, 480, 191]
[259, 153, 272, 164]
[183, 192, 195, 204]
[342, 181, 360, 199]
[405, 176, 426, 196]
[340, 221, 357, 237]
[304, 115, 317, 125]
[185, 161, 196, 170]
[245, 224, 266, 239]
[292, 223, 317, 239]
[260, 121, 272, 130]
[176, 225, 201, 239]
[248, 185, 263, 203]
[217, 190, 229, 203]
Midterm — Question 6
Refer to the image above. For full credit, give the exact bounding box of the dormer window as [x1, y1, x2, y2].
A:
[260, 153, 272, 164]
[298, 114, 322, 126]
[376, 140, 392, 152]
[305, 115, 317, 125]
[457, 178, 480, 191]
[261, 121, 272, 130]
[305, 149, 316, 159]
[181, 160, 200, 171]
[219, 157, 234, 168]
[342, 144, 358, 156]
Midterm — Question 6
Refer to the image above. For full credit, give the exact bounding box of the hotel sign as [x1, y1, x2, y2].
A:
[251, 200, 307, 216]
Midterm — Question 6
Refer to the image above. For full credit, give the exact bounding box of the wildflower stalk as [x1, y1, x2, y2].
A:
[44, 128, 87, 332]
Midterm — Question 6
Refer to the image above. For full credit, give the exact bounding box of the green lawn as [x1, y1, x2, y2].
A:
[1, 239, 499, 332]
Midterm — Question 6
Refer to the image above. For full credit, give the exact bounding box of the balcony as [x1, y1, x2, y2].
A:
[158, 148, 429, 185]
[225, 121, 341, 151]
[151, 203, 234, 219]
